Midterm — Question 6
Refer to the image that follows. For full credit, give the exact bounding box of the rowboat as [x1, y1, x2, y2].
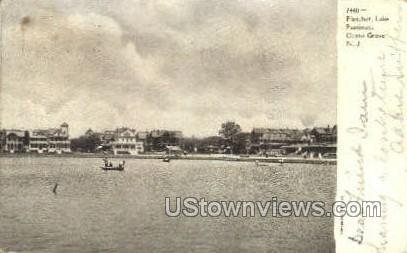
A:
[101, 158, 125, 171]
[100, 165, 124, 171]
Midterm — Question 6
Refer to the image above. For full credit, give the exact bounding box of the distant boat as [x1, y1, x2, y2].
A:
[163, 146, 175, 162]
[279, 158, 284, 165]
[100, 165, 124, 171]
[101, 158, 125, 171]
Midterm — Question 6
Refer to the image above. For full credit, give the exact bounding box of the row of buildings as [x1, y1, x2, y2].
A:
[84, 128, 183, 155]
[248, 125, 337, 154]
[185, 125, 337, 156]
[0, 123, 337, 156]
[0, 123, 71, 154]
[248, 125, 337, 156]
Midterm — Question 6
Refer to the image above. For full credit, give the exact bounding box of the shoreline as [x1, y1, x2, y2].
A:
[0, 152, 336, 165]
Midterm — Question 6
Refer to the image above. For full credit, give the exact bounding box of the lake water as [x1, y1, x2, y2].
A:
[0, 157, 336, 253]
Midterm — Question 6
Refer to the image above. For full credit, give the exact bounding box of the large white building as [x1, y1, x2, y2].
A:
[112, 127, 144, 155]
[28, 131, 48, 153]
[28, 123, 71, 154]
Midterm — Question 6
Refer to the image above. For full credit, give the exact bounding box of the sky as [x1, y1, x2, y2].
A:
[0, 0, 337, 137]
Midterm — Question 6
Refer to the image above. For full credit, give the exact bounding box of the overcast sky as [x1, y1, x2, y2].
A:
[1, 0, 336, 137]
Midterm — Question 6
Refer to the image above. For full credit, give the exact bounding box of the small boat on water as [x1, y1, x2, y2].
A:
[101, 158, 125, 171]
[163, 147, 172, 162]
[100, 165, 124, 171]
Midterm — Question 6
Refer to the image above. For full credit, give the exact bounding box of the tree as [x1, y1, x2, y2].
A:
[233, 132, 250, 154]
[71, 134, 101, 153]
[219, 121, 242, 154]
[219, 121, 241, 139]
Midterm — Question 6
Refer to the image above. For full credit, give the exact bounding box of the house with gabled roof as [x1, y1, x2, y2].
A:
[112, 127, 144, 155]
[0, 129, 28, 153]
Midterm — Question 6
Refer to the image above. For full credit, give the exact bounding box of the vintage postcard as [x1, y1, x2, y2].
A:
[0, 0, 405, 252]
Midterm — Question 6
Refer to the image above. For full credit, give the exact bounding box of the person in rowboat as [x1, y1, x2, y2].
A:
[118, 160, 125, 169]
[103, 157, 108, 167]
